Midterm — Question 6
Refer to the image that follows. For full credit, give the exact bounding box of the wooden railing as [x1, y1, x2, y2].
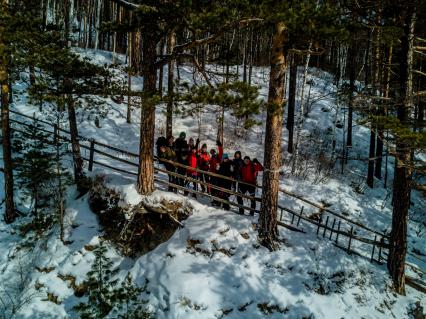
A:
[8, 108, 426, 288]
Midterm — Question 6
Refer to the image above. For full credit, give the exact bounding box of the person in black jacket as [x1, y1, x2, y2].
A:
[174, 132, 188, 161]
[232, 151, 244, 185]
[176, 151, 189, 195]
[217, 154, 233, 210]
[158, 145, 177, 192]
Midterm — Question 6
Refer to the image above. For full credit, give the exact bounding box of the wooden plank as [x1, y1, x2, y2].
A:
[154, 178, 257, 212]
[155, 166, 261, 203]
[93, 147, 139, 167]
[406, 276, 426, 294]
[277, 220, 305, 233]
[82, 157, 138, 176]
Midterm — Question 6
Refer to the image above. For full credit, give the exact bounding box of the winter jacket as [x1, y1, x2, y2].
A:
[209, 146, 223, 173]
[174, 138, 188, 160]
[232, 158, 244, 180]
[177, 154, 189, 175]
[187, 153, 198, 177]
[217, 160, 233, 190]
[198, 151, 210, 171]
[241, 161, 263, 185]
[158, 147, 176, 171]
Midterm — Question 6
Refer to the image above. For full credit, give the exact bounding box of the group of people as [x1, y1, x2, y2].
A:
[156, 132, 263, 215]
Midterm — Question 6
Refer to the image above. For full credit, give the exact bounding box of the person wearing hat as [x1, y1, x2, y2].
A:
[237, 156, 263, 215]
[232, 151, 244, 189]
[174, 131, 188, 162]
[188, 137, 200, 153]
[216, 153, 234, 210]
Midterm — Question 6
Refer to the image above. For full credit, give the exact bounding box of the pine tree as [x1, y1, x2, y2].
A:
[1, 0, 16, 223]
[257, 0, 341, 249]
[74, 241, 151, 319]
[109, 0, 264, 195]
[14, 118, 56, 218]
[13, 116, 71, 238]
[178, 81, 264, 138]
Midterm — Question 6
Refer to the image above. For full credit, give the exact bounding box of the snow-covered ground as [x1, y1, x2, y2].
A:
[0, 48, 424, 318]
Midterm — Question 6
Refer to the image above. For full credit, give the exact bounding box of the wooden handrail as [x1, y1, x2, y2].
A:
[9, 108, 388, 238]
[155, 166, 261, 203]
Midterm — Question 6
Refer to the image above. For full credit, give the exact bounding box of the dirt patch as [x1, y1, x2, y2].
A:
[88, 176, 193, 256]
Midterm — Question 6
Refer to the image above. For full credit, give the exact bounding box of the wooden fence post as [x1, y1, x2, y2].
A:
[323, 216, 329, 237]
[88, 139, 95, 171]
[329, 218, 336, 240]
[370, 235, 377, 263]
[335, 221, 341, 244]
[297, 206, 304, 227]
[316, 217, 322, 236]
[53, 124, 58, 144]
[378, 236, 384, 263]
[347, 226, 354, 254]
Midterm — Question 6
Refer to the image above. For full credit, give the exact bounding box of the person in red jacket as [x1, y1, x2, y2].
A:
[198, 143, 210, 192]
[185, 146, 198, 197]
[237, 156, 263, 215]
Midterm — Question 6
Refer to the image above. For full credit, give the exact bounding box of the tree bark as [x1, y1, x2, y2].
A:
[1, 0, 16, 224]
[366, 30, 376, 188]
[126, 29, 132, 123]
[166, 31, 175, 137]
[373, 3, 383, 180]
[137, 34, 157, 195]
[387, 7, 415, 296]
[64, 78, 84, 188]
[287, 52, 296, 153]
[347, 42, 355, 148]
[258, 22, 287, 250]
[1, 73, 16, 224]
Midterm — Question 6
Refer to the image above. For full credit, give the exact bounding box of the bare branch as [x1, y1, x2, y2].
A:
[289, 47, 326, 56]
[109, 0, 139, 10]
[154, 18, 264, 69]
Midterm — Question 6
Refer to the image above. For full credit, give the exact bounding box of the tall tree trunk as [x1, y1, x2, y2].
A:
[366, 30, 376, 188]
[1, 64, 16, 224]
[291, 41, 312, 174]
[287, 52, 296, 153]
[126, 28, 132, 123]
[137, 34, 157, 194]
[1, 0, 16, 224]
[347, 42, 356, 148]
[64, 78, 84, 188]
[374, 2, 384, 180]
[166, 31, 175, 137]
[388, 7, 415, 296]
[64, 1, 84, 189]
[258, 22, 287, 250]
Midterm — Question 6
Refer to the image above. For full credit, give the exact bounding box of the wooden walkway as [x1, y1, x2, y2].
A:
[7, 109, 426, 292]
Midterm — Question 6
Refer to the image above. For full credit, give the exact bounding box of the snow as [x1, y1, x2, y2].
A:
[0, 48, 424, 318]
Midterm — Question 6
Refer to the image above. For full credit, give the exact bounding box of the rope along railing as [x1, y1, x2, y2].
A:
[7, 109, 426, 288]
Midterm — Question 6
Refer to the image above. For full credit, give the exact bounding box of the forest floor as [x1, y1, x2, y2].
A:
[0, 48, 424, 318]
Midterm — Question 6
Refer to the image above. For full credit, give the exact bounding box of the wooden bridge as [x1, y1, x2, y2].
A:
[7, 108, 426, 293]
